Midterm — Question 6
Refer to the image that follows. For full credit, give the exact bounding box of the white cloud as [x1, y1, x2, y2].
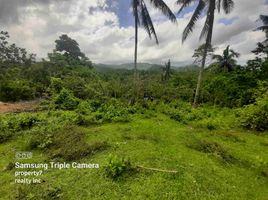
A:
[0, 0, 267, 66]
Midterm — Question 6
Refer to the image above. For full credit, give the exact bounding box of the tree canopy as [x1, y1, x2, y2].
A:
[50, 34, 92, 67]
[0, 31, 36, 66]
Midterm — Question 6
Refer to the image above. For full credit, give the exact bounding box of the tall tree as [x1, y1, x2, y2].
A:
[55, 34, 85, 59]
[132, 0, 177, 97]
[212, 45, 240, 72]
[176, 0, 234, 107]
[50, 34, 92, 67]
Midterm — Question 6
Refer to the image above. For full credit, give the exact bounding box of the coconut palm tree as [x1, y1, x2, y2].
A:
[132, 0, 177, 97]
[176, 0, 234, 107]
[212, 45, 240, 72]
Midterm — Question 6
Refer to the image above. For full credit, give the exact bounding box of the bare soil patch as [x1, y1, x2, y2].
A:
[0, 100, 40, 113]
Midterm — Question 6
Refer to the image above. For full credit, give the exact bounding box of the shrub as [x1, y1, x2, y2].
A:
[96, 99, 130, 122]
[62, 76, 88, 99]
[28, 132, 54, 150]
[76, 101, 92, 115]
[102, 105, 130, 122]
[239, 96, 268, 131]
[0, 79, 35, 102]
[88, 99, 103, 112]
[50, 77, 63, 94]
[103, 154, 133, 179]
[0, 113, 40, 132]
[54, 88, 79, 110]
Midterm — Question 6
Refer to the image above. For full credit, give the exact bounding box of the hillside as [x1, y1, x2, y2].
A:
[94, 62, 199, 72]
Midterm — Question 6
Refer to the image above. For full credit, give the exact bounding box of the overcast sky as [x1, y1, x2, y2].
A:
[0, 0, 267, 66]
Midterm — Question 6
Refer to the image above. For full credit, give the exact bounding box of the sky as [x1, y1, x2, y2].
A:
[0, 0, 267, 66]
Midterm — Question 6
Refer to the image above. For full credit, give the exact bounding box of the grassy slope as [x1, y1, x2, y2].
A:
[1, 113, 268, 199]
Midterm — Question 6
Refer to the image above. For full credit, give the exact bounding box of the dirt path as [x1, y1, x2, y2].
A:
[0, 100, 40, 113]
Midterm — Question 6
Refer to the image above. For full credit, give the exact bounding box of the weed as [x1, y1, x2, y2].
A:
[103, 154, 133, 179]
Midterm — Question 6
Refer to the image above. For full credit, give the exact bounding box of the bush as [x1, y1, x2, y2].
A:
[28, 132, 54, 150]
[103, 154, 132, 179]
[0, 113, 40, 132]
[76, 101, 92, 115]
[239, 97, 268, 131]
[158, 101, 214, 124]
[94, 99, 130, 123]
[102, 105, 130, 122]
[0, 79, 35, 102]
[50, 77, 63, 94]
[54, 88, 79, 110]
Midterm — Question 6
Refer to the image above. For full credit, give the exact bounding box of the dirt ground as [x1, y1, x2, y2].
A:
[0, 100, 40, 113]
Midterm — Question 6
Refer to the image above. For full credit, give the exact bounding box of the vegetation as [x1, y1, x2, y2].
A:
[0, 2, 268, 199]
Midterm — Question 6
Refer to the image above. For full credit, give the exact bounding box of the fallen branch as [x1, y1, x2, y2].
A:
[137, 165, 178, 173]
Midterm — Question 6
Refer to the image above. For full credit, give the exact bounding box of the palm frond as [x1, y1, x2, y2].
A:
[199, 0, 215, 42]
[255, 25, 268, 32]
[260, 15, 268, 25]
[182, 0, 206, 42]
[216, 0, 221, 13]
[149, 0, 177, 23]
[176, 0, 195, 14]
[140, 0, 159, 43]
[212, 54, 222, 60]
[229, 49, 240, 58]
[132, 0, 141, 25]
[222, 0, 234, 14]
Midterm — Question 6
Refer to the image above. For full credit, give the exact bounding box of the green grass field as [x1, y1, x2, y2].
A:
[1, 111, 268, 200]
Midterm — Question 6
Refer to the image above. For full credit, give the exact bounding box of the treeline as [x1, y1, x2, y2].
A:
[0, 31, 267, 107]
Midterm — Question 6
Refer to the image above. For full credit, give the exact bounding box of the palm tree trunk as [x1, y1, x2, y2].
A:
[134, 9, 138, 100]
[193, 43, 208, 107]
[193, 0, 215, 108]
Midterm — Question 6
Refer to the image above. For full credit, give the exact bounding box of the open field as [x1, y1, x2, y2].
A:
[1, 109, 268, 200]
